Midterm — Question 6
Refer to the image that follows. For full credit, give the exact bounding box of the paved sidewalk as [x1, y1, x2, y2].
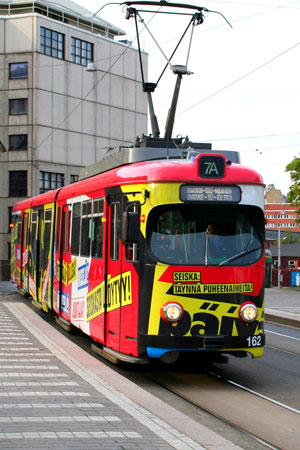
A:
[0, 284, 242, 450]
[0, 281, 298, 449]
[265, 287, 300, 328]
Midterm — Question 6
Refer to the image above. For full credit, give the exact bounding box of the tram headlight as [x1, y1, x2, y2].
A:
[161, 302, 184, 323]
[239, 302, 258, 323]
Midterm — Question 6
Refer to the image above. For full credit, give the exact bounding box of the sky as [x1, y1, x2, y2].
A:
[77, 0, 300, 196]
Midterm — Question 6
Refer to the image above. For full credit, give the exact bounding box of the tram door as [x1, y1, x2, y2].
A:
[28, 211, 38, 299]
[106, 194, 127, 351]
[37, 207, 54, 310]
[59, 204, 71, 317]
[20, 212, 29, 292]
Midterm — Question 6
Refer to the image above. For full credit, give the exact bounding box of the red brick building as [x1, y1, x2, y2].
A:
[264, 185, 300, 232]
[265, 203, 300, 232]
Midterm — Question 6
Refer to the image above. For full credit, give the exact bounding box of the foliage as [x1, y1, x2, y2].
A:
[282, 230, 300, 243]
[285, 157, 300, 223]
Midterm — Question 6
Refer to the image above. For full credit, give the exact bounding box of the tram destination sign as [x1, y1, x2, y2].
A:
[180, 185, 241, 203]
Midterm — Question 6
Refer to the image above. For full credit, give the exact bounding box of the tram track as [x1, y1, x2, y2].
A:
[265, 329, 300, 358]
[143, 368, 300, 450]
[266, 344, 300, 358]
[8, 293, 300, 449]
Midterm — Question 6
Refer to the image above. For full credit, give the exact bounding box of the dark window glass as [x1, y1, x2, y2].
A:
[40, 27, 64, 60]
[43, 210, 52, 269]
[9, 135, 28, 151]
[70, 175, 79, 184]
[9, 98, 28, 115]
[63, 210, 69, 254]
[91, 198, 104, 259]
[125, 203, 140, 262]
[80, 217, 91, 256]
[9, 171, 27, 197]
[39, 171, 64, 194]
[71, 37, 93, 66]
[71, 203, 81, 255]
[91, 218, 103, 258]
[55, 207, 61, 251]
[110, 203, 120, 261]
[29, 211, 38, 277]
[80, 201, 92, 257]
[9, 62, 28, 79]
[149, 206, 264, 266]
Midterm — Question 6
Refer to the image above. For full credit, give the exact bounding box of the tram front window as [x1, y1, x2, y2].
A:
[149, 206, 263, 266]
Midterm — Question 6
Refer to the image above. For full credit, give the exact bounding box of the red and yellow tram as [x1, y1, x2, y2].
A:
[10, 146, 265, 364]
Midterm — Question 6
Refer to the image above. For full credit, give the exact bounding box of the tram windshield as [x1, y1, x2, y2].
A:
[149, 205, 264, 266]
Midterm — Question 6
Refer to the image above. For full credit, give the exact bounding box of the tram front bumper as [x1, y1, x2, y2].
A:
[141, 333, 265, 356]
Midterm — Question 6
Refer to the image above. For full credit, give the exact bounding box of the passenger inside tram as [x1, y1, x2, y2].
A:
[149, 207, 263, 266]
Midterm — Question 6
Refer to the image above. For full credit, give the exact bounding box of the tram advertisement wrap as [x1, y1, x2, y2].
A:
[148, 266, 264, 340]
[86, 271, 132, 321]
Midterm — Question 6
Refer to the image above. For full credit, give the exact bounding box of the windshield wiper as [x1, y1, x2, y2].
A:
[218, 247, 263, 266]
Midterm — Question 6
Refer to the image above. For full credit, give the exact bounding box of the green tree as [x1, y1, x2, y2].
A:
[282, 230, 300, 243]
[285, 157, 300, 224]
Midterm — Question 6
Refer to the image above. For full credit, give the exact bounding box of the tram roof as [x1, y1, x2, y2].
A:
[13, 153, 263, 211]
[59, 152, 263, 200]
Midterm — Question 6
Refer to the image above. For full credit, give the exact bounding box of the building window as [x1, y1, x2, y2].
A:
[71, 37, 93, 66]
[40, 27, 64, 59]
[70, 174, 79, 184]
[9, 62, 28, 79]
[9, 98, 28, 115]
[39, 171, 64, 193]
[9, 135, 28, 151]
[288, 260, 296, 268]
[9, 171, 27, 197]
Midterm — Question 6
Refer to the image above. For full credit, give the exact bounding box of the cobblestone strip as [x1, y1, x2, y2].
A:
[6, 302, 205, 450]
[0, 305, 176, 450]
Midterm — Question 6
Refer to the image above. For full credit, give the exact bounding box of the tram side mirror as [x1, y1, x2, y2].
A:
[122, 211, 140, 243]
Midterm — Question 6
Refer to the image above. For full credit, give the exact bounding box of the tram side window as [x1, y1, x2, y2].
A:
[125, 202, 140, 262]
[11, 213, 21, 245]
[43, 210, 52, 269]
[17, 215, 21, 244]
[63, 209, 69, 254]
[71, 202, 81, 255]
[81, 201, 92, 257]
[26, 213, 30, 254]
[110, 203, 120, 261]
[55, 207, 61, 252]
[30, 212, 38, 276]
[91, 198, 104, 259]
[22, 214, 27, 249]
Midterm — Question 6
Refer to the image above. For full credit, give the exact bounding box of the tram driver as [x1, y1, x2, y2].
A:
[206, 223, 234, 264]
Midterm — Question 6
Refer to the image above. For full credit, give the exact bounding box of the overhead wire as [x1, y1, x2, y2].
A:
[107, 35, 300, 155]
[100, 1, 300, 152]
[177, 39, 300, 116]
[196, 0, 300, 8]
[34, 6, 163, 152]
[207, 132, 300, 142]
[12, 1, 300, 156]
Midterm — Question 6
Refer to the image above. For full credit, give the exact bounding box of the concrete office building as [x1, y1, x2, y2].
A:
[0, 0, 148, 279]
